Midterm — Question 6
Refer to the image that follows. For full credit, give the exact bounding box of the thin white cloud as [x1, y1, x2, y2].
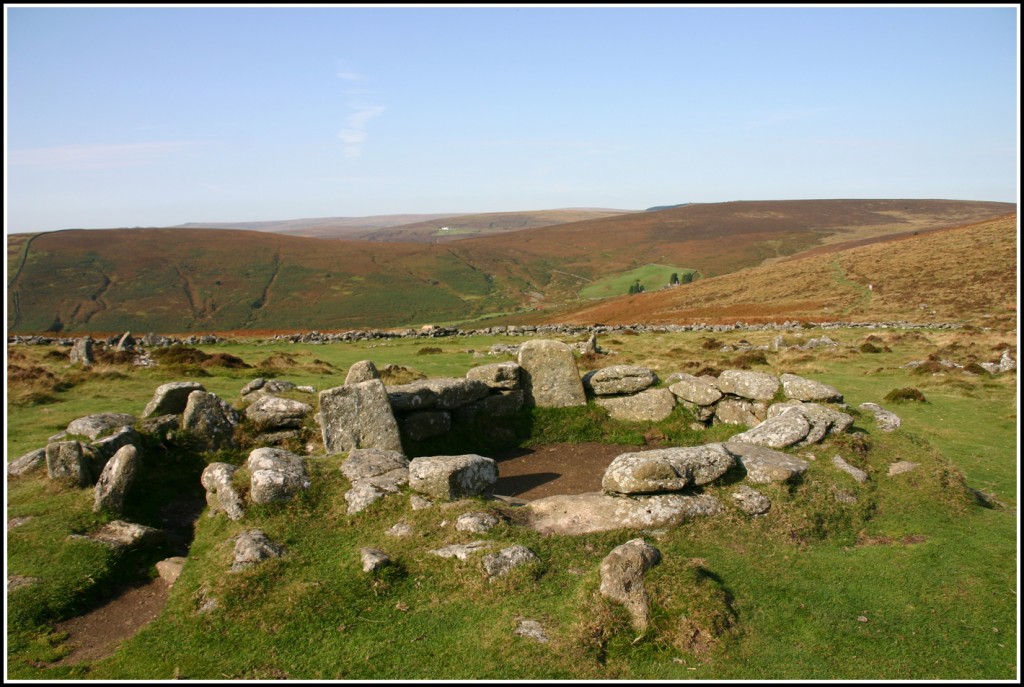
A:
[336, 70, 362, 81]
[9, 141, 203, 169]
[338, 105, 385, 159]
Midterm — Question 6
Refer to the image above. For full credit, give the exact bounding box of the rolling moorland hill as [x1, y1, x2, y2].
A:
[535, 213, 1018, 330]
[6, 199, 1014, 335]
[173, 208, 635, 241]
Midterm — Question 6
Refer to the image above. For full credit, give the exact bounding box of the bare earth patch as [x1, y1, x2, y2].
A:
[491, 442, 643, 501]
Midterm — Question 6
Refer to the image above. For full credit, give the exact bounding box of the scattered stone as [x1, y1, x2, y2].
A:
[514, 619, 549, 643]
[340, 448, 410, 514]
[481, 545, 540, 579]
[156, 557, 187, 585]
[595, 388, 676, 422]
[386, 522, 414, 538]
[716, 369, 780, 401]
[767, 402, 853, 446]
[725, 442, 810, 484]
[455, 512, 501, 533]
[245, 395, 313, 432]
[143, 381, 206, 418]
[834, 490, 858, 504]
[93, 444, 141, 514]
[833, 455, 869, 483]
[66, 413, 137, 440]
[410, 494, 434, 510]
[583, 365, 657, 396]
[780, 373, 843, 403]
[201, 462, 245, 520]
[231, 530, 285, 572]
[46, 441, 91, 487]
[69, 336, 95, 366]
[713, 398, 765, 427]
[182, 391, 241, 451]
[668, 374, 722, 406]
[602, 444, 735, 495]
[408, 454, 498, 501]
[517, 339, 587, 408]
[859, 402, 902, 432]
[525, 492, 723, 536]
[429, 541, 493, 560]
[360, 547, 391, 573]
[599, 538, 661, 631]
[240, 378, 267, 396]
[8, 516, 33, 529]
[86, 520, 165, 550]
[728, 408, 811, 449]
[730, 486, 772, 515]
[319, 379, 403, 454]
[345, 360, 381, 385]
[466, 362, 521, 390]
[8, 448, 46, 477]
[888, 460, 919, 476]
[246, 447, 310, 504]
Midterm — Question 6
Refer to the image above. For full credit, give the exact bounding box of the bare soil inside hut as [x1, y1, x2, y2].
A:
[490, 442, 642, 501]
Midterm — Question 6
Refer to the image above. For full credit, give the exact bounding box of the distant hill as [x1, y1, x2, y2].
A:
[173, 208, 637, 242]
[7, 199, 1014, 334]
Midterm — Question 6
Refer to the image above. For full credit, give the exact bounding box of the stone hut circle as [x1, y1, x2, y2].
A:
[10, 333, 945, 647]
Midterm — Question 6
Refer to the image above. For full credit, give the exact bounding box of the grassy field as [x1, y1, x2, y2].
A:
[577, 264, 698, 300]
[5, 325, 1018, 679]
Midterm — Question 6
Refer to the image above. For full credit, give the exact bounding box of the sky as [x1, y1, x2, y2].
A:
[4, 4, 1019, 233]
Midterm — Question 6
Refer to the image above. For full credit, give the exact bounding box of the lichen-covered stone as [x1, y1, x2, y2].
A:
[408, 454, 498, 501]
[143, 382, 206, 418]
[517, 339, 586, 408]
[595, 388, 676, 422]
[583, 365, 657, 396]
[320, 379, 403, 454]
[725, 442, 810, 484]
[602, 444, 734, 495]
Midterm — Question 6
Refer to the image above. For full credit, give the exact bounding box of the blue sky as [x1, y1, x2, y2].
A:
[5, 4, 1019, 233]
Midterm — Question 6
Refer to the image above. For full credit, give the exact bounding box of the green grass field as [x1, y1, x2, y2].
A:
[578, 264, 698, 299]
[5, 326, 1018, 679]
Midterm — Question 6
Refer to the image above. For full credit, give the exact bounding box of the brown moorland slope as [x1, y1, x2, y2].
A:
[540, 213, 1018, 329]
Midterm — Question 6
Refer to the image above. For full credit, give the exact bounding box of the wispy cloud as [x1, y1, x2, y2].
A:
[336, 65, 384, 159]
[9, 141, 203, 169]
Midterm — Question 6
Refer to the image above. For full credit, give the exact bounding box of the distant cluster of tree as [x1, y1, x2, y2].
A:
[628, 280, 645, 295]
[669, 271, 694, 285]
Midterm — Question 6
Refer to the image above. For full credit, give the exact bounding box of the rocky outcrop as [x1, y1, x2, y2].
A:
[201, 462, 245, 520]
[339, 448, 410, 514]
[524, 492, 723, 535]
[345, 360, 381, 385]
[730, 486, 772, 515]
[481, 545, 539, 579]
[724, 442, 810, 484]
[46, 441, 91, 488]
[69, 336, 95, 366]
[182, 391, 241, 451]
[93, 445, 141, 514]
[231, 530, 285, 572]
[780, 373, 843, 403]
[245, 395, 313, 432]
[583, 365, 657, 396]
[858, 402, 902, 432]
[246, 448, 310, 504]
[466, 362, 521, 390]
[8, 448, 46, 477]
[595, 388, 676, 422]
[67, 413, 136, 440]
[716, 370, 780, 401]
[387, 378, 491, 412]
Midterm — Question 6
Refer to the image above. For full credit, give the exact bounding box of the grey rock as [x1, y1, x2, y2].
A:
[231, 530, 285, 572]
[888, 460, 919, 476]
[669, 375, 723, 406]
[87, 520, 165, 550]
[360, 547, 390, 573]
[834, 490, 858, 504]
[182, 391, 240, 451]
[245, 395, 313, 432]
[386, 522, 414, 538]
[89, 426, 143, 472]
[410, 494, 434, 510]
[140, 414, 179, 438]
[201, 462, 245, 520]
[725, 442, 810, 484]
[730, 485, 772, 515]
[767, 402, 853, 446]
[716, 369, 781, 401]
[599, 538, 661, 631]
[859, 402, 902, 432]
[67, 413, 137, 440]
[340, 448, 409, 483]
[780, 373, 843, 403]
[833, 455, 869, 483]
[93, 444, 141, 514]
[455, 512, 501, 533]
[595, 388, 676, 422]
[517, 339, 587, 408]
[408, 454, 498, 501]
[525, 492, 723, 535]
[143, 381, 206, 418]
[246, 447, 310, 504]
[240, 378, 267, 396]
[345, 360, 381, 385]
[8, 448, 46, 477]
[583, 365, 657, 396]
[320, 379, 403, 454]
[429, 541, 493, 560]
[514, 619, 549, 643]
[46, 441, 91, 487]
[713, 398, 765, 427]
[156, 557, 187, 585]
[481, 545, 539, 579]
[728, 407, 811, 449]
[466, 362, 521, 390]
[387, 377, 491, 411]
[69, 337, 95, 366]
[602, 444, 735, 495]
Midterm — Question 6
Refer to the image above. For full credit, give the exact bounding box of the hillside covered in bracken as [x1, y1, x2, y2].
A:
[6, 199, 1015, 334]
